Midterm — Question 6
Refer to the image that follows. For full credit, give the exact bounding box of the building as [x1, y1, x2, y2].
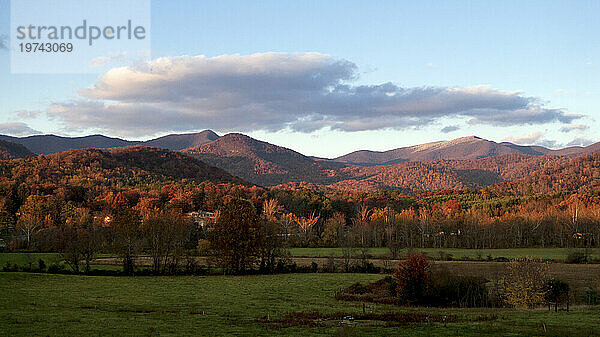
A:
[187, 211, 217, 231]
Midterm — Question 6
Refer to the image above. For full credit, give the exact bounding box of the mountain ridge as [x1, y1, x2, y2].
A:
[0, 130, 220, 155]
[0, 145, 245, 186]
[0, 139, 35, 160]
[183, 133, 348, 187]
[334, 136, 599, 165]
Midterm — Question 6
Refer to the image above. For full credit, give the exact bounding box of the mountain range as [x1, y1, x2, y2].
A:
[334, 136, 600, 165]
[0, 130, 219, 155]
[1, 131, 599, 192]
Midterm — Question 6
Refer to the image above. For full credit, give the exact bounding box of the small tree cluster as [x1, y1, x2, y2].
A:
[208, 198, 290, 274]
[209, 198, 263, 273]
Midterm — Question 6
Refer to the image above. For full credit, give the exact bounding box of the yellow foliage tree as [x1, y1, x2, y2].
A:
[503, 257, 549, 308]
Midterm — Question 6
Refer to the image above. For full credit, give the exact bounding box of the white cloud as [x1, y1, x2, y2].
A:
[503, 131, 547, 145]
[560, 124, 589, 132]
[441, 125, 460, 133]
[503, 131, 598, 149]
[0, 122, 41, 136]
[566, 137, 595, 147]
[35, 52, 581, 137]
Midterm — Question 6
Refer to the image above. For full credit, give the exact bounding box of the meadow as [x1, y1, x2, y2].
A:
[3, 248, 599, 269]
[1, 272, 600, 336]
[288, 247, 600, 261]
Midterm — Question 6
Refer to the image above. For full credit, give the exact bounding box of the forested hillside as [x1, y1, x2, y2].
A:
[0, 140, 34, 160]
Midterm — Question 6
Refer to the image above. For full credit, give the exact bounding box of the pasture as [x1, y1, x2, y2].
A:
[288, 247, 600, 261]
[1, 272, 600, 336]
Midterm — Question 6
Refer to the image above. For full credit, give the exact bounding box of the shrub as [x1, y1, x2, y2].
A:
[427, 274, 489, 307]
[349, 261, 380, 274]
[544, 279, 570, 312]
[2, 262, 17, 272]
[37, 258, 46, 272]
[335, 276, 397, 304]
[338, 273, 489, 307]
[48, 263, 67, 274]
[437, 251, 454, 261]
[565, 250, 589, 264]
[394, 252, 431, 304]
[582, 287, 599, 305]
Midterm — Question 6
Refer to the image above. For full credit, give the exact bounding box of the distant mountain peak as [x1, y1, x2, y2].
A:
[184, 133, 346, 186]
[143, 130, 220, 150]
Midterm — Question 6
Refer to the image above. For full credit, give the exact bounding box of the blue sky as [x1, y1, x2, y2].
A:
[0, 0, 598, 157]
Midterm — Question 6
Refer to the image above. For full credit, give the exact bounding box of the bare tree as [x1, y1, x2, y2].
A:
[294, 211, 319, 247]
[259, 199, 287, 272]
[16, 213, 43, 249]
[352, 205, 371, 248]
[142, 209, 191, 274]
[111, 209, 143, 275]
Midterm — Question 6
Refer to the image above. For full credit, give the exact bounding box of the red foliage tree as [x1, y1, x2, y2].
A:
[394, 252, 431, 304]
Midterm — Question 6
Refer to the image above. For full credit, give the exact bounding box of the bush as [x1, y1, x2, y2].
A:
[349, 261, 380, 274]
[2, 262, 17, 272]
[339, 272, 489, 307]
[437, 251, 454, 261]
[335, 276, 398, 304]
[48, 263, 67, 274]
[427, 274, 489, 307]
[544, 279, 570, 312]
[275, 260, 298, 273]
[582, 287, 599, 305]
[37, 259, 46, 272]
[565, 250, 589, 264]
[394, 252, 431, 304]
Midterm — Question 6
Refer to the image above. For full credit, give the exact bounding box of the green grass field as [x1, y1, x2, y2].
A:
[288, 247, 600, 261]
[0, 253, 122, 271]
[1, 272, 599, 336]
[2, 247, 599, 272]
[0, 252, 62, 267]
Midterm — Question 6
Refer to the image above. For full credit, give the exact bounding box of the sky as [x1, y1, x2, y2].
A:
[0, 0, 599, 158]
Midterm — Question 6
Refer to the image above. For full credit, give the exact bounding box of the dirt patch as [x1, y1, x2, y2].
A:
[335, 276, 397, 304]
[259, 311, 458, 328]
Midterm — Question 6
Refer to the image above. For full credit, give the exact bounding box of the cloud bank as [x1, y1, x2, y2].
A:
[560, 124, 589, 133]
[0, 122, 40, 136]
[503, 131, 548, 145]
[39, 53, 581, 137]
[566, 137, 595, 147]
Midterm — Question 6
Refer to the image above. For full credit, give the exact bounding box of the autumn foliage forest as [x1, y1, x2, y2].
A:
[1, 146, 600, 274]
